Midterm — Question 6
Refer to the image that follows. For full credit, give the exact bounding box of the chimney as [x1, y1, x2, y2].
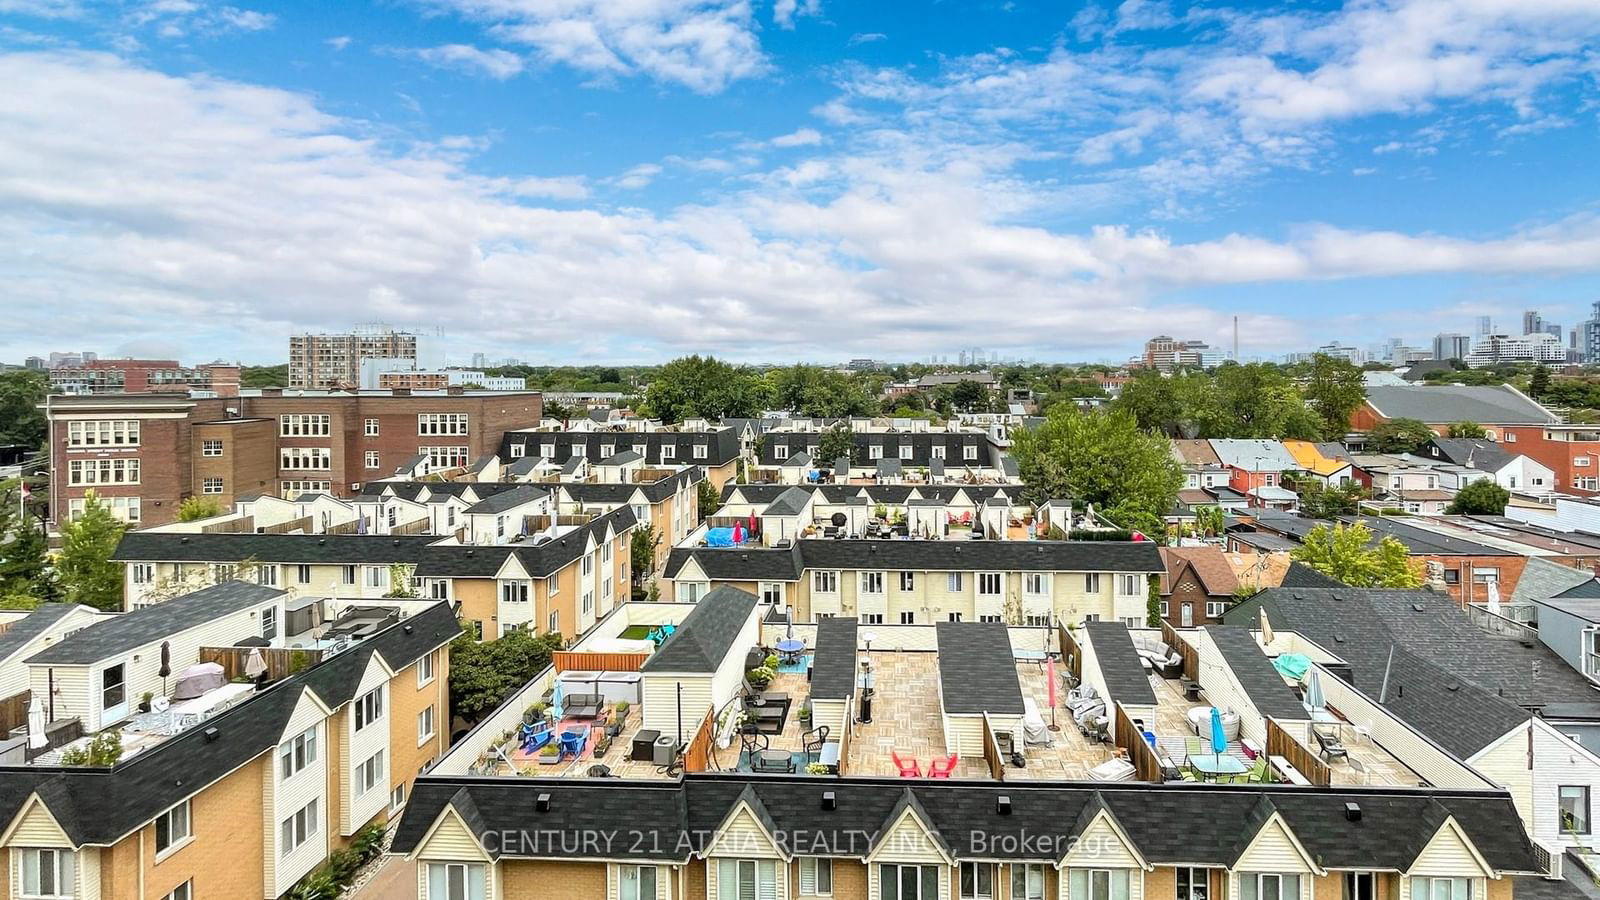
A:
[996, 795, 1012, 815]
[821, 791, 836, 811]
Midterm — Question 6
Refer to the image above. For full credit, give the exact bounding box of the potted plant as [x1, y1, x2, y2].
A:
[797, 704, 812, 724]
[538, 744, 562, 765]
[805, 762, 831, 776]
[763, 653, 779, 671]
[138, 691, 154, 713]
[746, 665, 777, 691]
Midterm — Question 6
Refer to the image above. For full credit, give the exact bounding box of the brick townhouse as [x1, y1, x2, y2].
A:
[44, 388, 543, 528]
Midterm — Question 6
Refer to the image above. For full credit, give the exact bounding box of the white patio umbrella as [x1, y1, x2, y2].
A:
[1258, 607, 1275, 648]
[1305, 670, 1327, 715]
[1486, 579, 1502, 617]
[244, 648, 268, 681]
[26, 697, 46, 750]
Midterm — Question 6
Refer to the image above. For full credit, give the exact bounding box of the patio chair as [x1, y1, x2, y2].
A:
[1246, 758, 1271, 784]
[741, 730, 770, 758]
[1313, 727, 1348, 762]
[1179, 769, 1199, 782]
[519, 720, 552, 753]
[891, 751, 922, 778]
[802, 726, 830, 762]
[928, 753, 959, 778]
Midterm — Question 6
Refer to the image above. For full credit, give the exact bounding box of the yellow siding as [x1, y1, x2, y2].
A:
[945, 715, 984, 757]
[641, 675, 713, 735]
[6, 800, 69, 846]
[1466, 729, 1534, 826]
[1062, 814, 1141, 869]
[418, 810, 491, 861]
[1407, 822, 1488, 877]
[1235, 819, 1311, 874]
[873, 810, 947, 864]
[710, 806, 782, 858]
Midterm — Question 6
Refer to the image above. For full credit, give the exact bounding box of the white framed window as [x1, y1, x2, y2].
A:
[1012, 864, 1046, 900]
[280, 799, 319, 854]
[548, 610, 559, 633]
[365, 417, 380, 437]
[947, 572, 964, 592]
[540, 442, 555, 458]
[719, 859, 778, 900]
[418, 413, 470, 436]
[1024, 572, 1051, 594]
[1239, 873, 1301, 900]
[1119, 573, 1141, 595]
[279, 726, 317, 778]
[1159, 600, 1170, 616]
[500, 580, 530, 604]
[620, 865, 660, 900]
[899, 444, 914, 460]
[390, 784, 407, 814]
[600, 443, 616, 459]
[800, 857, 833, 896]
[868, 445, 883, 460]
[426, 862, 487, 900]
[365, 450, 381, 469]
[68, 457, 140, 485]
[900, 611, 915, 624]
[417, 651, 436, 687]
[899, 571, 915, 591]
[420, 446, 469, 469]
[1178, 867, 1212, 900]
[1408, 878, 1468, 900]
[155, 799, 192, 857]
[280, 447, 331, 470]
[164, 881, 193, 900]
[1084, 572, 1102, 593]
[1578, 457, 1593, 467]
[813, 571, 839, 593]
[860, 613, 884, 624]
[20, 848, 76, 899]
[960, 861, 995, 899]
[979, 614, 1002, 623]
[509, 443, 525, 458]
[201, 477, 224, 494]
[67, 419, 140, 447]
[280, 480, 330, 498]
[546, 572, 560, 595]
[355, 687, 383, 731]
[963, 445, 978, 460]
[694, 443, 708, 459]
[1344, 873, 1376, 900]
[68, 494, 140, 523]
[582, 590, 593, 614]
[773, 443, 789, 460]
[364, 566, 388, 589]
[201, 439, 223, 457]
[1206, 601, 1226, 618]
[260, 604, 278, 638]
[1072, 869, 1132, 900]
[679, 581, 708, 603]
[931, 445, 947, 460]
[131, 563, 155, 585]
[357, 749, 384, 795]
[418, 705, 436, 744]
[978, 572, 1002, 595]
[861, 571, 885, 594]
[880, 863, 939, 900]
[948, 612, 963, 622]
[661, 444, 676, 460]
[278, 414, 330, 437]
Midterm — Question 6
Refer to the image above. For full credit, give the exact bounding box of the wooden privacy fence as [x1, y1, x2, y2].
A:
[200, 516, 254, 533]
[260, 516, 312, 534]
[392, 517, 432, 535]
[1266, 718, 1331, 786]
[199, 646, 324, 682]
[1113, 704, 1164, 783]
[552, 651, 650, 673]
[1057, 623, 1083, 682]
[981, 711, 1006, 781]
[1159, 620, 1200, 682]
[325, 519, 360, 534]
[683, 706, 716, 773]
[0, 691, 31, 736]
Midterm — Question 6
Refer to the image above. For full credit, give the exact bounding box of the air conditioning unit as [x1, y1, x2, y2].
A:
[350, 483, 361, 490]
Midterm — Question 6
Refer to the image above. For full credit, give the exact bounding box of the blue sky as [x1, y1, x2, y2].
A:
[1, 0, 1598, 366]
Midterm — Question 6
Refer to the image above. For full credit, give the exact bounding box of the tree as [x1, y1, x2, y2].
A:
[698, 480, 721, 519]
[1301, 354, 1366, 439]
[239, 364, 288, 389]
[1292, 479, 1366, 519]
[1194, 505, 1225, 538]
[1530, 365, 1551, 399]
[383, 563, 419, 598]
[1291, 521, 1423, 588]
[0, 370, 49, 448]
[640, 355, 770, 423]
[630, 526, 659, 583]
[1009, 405, 1183, 536]
[950, 379, 989, 412]
[1446, 421, 1487, 439]
[1366, 418, 1436, 453]
[766, 365, 874, 417]
[177, 496, 225, 522]
[449, 627, 565, 724]
[1447, 479, 1510, 515]
[56, 490, 127, 611]
[817, 426, 856, 467]
[0, 478, 50, 597]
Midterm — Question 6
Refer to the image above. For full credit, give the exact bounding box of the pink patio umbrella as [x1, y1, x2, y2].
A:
[731, 522, 744, 544]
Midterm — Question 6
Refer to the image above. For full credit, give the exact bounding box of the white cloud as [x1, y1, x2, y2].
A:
[412, 44, 525, 79]
[773, 0, 819, 30]
[122, 1, 276, 38]
[2, 51, 1597, 361]
[0, 0, 82, 18]
[769, 127, 822, 148]
[325, 35, 352, 51]
[432, 0, 768, 93]
[847, 32, 886, 45]
[612, 162, 663, 189]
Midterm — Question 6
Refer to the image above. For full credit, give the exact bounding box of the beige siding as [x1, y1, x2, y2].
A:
[1467, 728, 1534, 828]
[7, 800, 70, 846]
[1062, 815, 1142, 869]
[873, 811, 947, 865]
[710, 807, 782, 858]
[1407, 822, 1488, 876]
[1319, 672, 1495, 790]
[810, 698, 849, 739]
[272, 689, 331, 897]
[641, 675, 713, 735]
[418, 810, 491, 861]
[344, 656, 392, 835]
[0, 607, 103, 701]
[945, 715, 983, 757]
[1234, 818, 1312, 874]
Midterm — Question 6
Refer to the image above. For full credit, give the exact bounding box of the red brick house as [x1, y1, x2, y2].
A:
[1159, 546, 1240, 627]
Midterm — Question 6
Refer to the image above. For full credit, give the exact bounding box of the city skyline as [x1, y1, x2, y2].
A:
[1, 1, 1598, 364]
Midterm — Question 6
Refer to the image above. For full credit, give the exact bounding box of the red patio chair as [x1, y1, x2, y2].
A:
[891, 751, 922, 778]
[928, 753, 959, 778]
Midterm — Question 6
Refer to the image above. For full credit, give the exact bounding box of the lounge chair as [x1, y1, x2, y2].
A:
[1313, 727, 1348, 762]
[802, 726, 830, 762]
[519, 720, 552, 753]
[929, 753, 959, 778]
[892, 751, 922, 778]
[1088, 757, 1137, 782]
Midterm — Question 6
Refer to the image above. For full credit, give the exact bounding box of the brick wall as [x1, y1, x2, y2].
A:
[503, 859, 609, 899]
[192, 418, 277, 508]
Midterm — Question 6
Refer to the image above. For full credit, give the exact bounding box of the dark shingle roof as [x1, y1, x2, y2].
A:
[27, 582, 283, 665]
[1428, 438, 1517, 472]
[1278, 563, 1344, 588]
[463, 484, 548, 515]
[1083, 621, 1157, 706]
[1204, 626, 1307, 720]
[640, 586, 758, 674]
[764, 486, 813, 517]
[0, 605, 87, 663]
[391, 774, 1539, 874]
[810, 617, 858, 699]
[112, 532, 442, 564]
[935, 621, 1024, 715]
[663, 545, 804, 582]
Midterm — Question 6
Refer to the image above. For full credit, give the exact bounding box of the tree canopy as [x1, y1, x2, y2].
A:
[1290, 521, 1423, 588]
[56, 491, 126, 611]
[1446, 479, 1510, 515]
[1113, 361, 1329, 440]
[177, 496, 225, 522]
[1300, 354, 1366, 438]
[817, 426, 856, 466]
[765, 365, 875, 418]
[448, 627, 565, 724]
[640, 355, 770, 423]
[1009, 405, 1182, 535]
[1366, 417, 1437, 453]
[0, 371, 49, 449]
[1446, 421, 1487, 439]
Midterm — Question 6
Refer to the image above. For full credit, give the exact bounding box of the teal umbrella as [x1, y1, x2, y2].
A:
[1210, 707, 1228, 768]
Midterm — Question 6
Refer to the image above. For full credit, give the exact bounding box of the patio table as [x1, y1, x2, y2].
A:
[1187, 754, 1248, 781]
[775, 639, 806, 663]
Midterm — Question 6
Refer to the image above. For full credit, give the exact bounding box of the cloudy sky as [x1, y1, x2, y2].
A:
[1, 0, 1598, 366]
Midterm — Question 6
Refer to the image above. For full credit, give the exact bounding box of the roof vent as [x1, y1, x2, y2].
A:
[1412, 603, 1425, 612]
[536, 793, 551, 812]
[404, 624, 414, 634]
[996, 795, 1012, 816]
[180, 536, 190, 544]
[1344, 802, 1362, 822]
[203, 727, 220, 743]
[821, 791, 837, 811]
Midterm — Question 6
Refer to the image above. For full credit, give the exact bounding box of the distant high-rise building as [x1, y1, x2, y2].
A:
[288, 326, 419, 390]
[1432, 333, 1471, 361]
[1546, 323, 1563, 340]
[1582, 301, 1600, 364]
[1465, 333, 1565, 368]
[23, 356, 44, 370]
[1523, 310, 1544, 336]
[1477, 316, 1493, 337]
[471, 352, 488, 368]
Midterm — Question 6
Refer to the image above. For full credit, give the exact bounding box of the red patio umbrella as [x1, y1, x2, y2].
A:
[732, 522, 744, 544]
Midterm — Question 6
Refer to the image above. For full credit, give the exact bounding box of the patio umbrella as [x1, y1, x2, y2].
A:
[1046, 657, 1059, 731]
[26, 697, 46, 750]
[731, 522, 744, 544]
[244, 648, 268, 681]
[550, 680, 566, 721]
[1209, 707, 1227, 768]
[158, 641, 171, 678]
[1257, 608, 1274, 648]
[1486, 579, 1502, 616]
[1305, 670, 1326, 716]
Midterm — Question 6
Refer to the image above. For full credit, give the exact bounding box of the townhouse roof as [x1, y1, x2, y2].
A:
[1278, 562, 1344, 588]
[294, 601, 461, 709]
[788, 538, 1164, 573]
[764, 486, 814, 517]
[27, 582, 283, 666]
[1364, 385, 1557, 426]
[1513, 557, 1600, 607]
[781, 451, 812, 468]
[411, 507, 639, 578]
[0, 605, 88, 664]
[560, 469, 700, 505]
[1427, 438, 1518, 472]
[503, 456, 546, 477]
[599, 450, 644, 466]
[663, 545, 805, 582]
[1208, 439, 1298, 471]
[391, 774, 1538, 873]
[1228, 531, 1300, 552]
[462, 484, 548, 515]
[640, 586, 758, 674]
[1171, 439, 1222, 466]
[1204, 626, 1307, 721]
[0, 602, 458, 848]
[1228, 586, 1600, 755]
[810, 617, 859, 700]
[935, 621, 1025, 715]
[1160, 547, 1240, 597]
[876, 458, 902, 476]
[1282, 440, 1353, 477]
[755, 431, 1002, 468]
[1248, 512, 1515, 557]
[502, 428, 742, 468]
[918, 372, 997, 387]
[720, 483, 1018, 507]
[112, 532, 443, 564]
[1083, 621, 1157, 706]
